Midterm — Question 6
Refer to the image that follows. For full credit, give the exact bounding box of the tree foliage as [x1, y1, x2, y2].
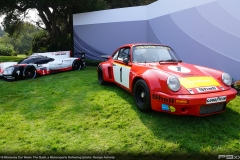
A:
[0, 22, 40, 55]
[0, 0, 107, 51]
[0, 26, 4, 37]
[105, 0, 157, 8]
[32, 30, 50, 52]
[0, 43, 15, 56]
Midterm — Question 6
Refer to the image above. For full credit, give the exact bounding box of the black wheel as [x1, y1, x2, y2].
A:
[98, 66, 106, 85]
[23, 66, 36, 79]
[133, 79, 151, 112]
[72, 60, 81, 70]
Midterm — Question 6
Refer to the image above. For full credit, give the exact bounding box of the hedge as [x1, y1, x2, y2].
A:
[0, 43, 16, 56]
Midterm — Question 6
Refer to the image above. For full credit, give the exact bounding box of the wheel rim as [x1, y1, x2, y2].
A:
[135, 84, 146, 106]
[25, 68, 35, 79]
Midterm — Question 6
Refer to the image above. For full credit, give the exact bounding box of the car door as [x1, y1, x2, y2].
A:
[112, 47, 131, 89]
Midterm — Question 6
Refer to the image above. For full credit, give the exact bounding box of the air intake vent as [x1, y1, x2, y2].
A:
[200, 103, 226, 115]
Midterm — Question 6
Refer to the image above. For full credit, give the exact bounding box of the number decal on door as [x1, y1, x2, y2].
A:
[120, 67, 122, 82]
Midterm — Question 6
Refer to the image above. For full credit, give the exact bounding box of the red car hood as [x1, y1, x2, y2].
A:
[141, 62, 226, 94]
[156, 62, 206, 76]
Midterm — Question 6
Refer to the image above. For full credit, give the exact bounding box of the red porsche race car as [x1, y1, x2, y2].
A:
[97, 43, 237, 116]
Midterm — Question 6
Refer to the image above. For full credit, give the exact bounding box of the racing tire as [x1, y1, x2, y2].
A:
[98, 66, 106, 85]
[133, 79, 151, 112]
[72, 60, 82, 70]
[23, 66, 37, 79]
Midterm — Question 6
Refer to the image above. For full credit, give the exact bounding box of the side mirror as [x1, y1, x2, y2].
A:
[123, 57, 129, 64]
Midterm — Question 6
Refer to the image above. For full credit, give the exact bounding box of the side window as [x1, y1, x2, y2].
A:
[19, 58, 35, 64]
[117, 48, 130, 61]
[112, 50, 119, 60]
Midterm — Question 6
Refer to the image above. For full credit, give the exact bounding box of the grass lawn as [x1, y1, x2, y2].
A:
[0, 55, 25, 63]
[0, 56, 240, 159]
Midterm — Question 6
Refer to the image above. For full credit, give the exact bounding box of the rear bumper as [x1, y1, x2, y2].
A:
[150, 88, 237, 116]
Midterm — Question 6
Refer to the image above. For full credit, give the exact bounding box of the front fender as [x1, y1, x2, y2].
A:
[3, 66, 25, 81]
[131, 69, 169, 93]
[131, 69, 190, 95]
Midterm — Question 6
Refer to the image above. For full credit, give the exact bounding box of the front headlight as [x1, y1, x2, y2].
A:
[167, 75, 180, 92]
[3, 67, 15, 75]
[222, 73, 232, 86]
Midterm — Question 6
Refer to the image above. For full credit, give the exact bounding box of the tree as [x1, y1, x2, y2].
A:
[105, 0, 157, 8]
[0, 0, 107, 51]
[0, 26, 4, 37]
[0, 22, 40, 54]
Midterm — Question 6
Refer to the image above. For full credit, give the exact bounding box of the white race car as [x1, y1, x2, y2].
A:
[0, 51, 86, 81]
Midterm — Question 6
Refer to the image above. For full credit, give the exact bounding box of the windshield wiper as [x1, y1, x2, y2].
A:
[159, 59, 178, 62]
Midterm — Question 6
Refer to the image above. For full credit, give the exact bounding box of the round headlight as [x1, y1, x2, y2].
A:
[3, 67, 15, 75]
[167, 75, 180, 92]
[222, 73, 232, 86]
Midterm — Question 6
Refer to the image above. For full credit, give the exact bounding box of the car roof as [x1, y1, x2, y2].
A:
[27, 55, 47, 59]
[119, 43, 166, 48]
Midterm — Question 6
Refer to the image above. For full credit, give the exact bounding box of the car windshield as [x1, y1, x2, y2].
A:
[132, 45, 181, 63]
[18, 56, 43, 64]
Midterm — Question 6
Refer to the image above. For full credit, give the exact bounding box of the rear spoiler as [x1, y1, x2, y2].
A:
[101, 55, 111, 59]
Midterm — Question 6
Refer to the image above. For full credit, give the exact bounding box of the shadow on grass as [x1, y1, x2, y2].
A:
[105, 84, 240, 157]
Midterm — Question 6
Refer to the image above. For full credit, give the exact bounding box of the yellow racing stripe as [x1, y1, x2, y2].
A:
[179, 76, 220, 89]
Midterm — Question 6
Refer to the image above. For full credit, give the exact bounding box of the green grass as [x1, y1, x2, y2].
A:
[0, 55, 25, 63]
[0, 56, 240, 159]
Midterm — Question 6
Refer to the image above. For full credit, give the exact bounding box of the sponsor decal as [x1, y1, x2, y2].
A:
[169, 106, 176, 112]
[162, 104, 169, 111]
[219, 86, 225, 90]
[161, 104, 176, 112]
[152, 94, 175, 103]
[40, 67, 47, 70]
[187, 89, 194, 94]
[16, 70, 20, 75]
[182, 73, 194, 76]
[206, 96, 226, 104]
[55, 53, 66, 56]
[196, 86, 218, 92]
[176, 99, 188, 104]
[4, 76, 15, 80]
[168, 66, 191, 73]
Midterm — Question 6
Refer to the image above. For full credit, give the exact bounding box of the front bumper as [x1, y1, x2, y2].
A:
[150, 88, 237, 116]
[3, 74, 16, 81]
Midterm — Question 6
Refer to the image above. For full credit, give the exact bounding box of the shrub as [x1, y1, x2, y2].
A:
[0, 43, 16, 56]
[234, 80, 240, 90]
[25, 50, 32, 57]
